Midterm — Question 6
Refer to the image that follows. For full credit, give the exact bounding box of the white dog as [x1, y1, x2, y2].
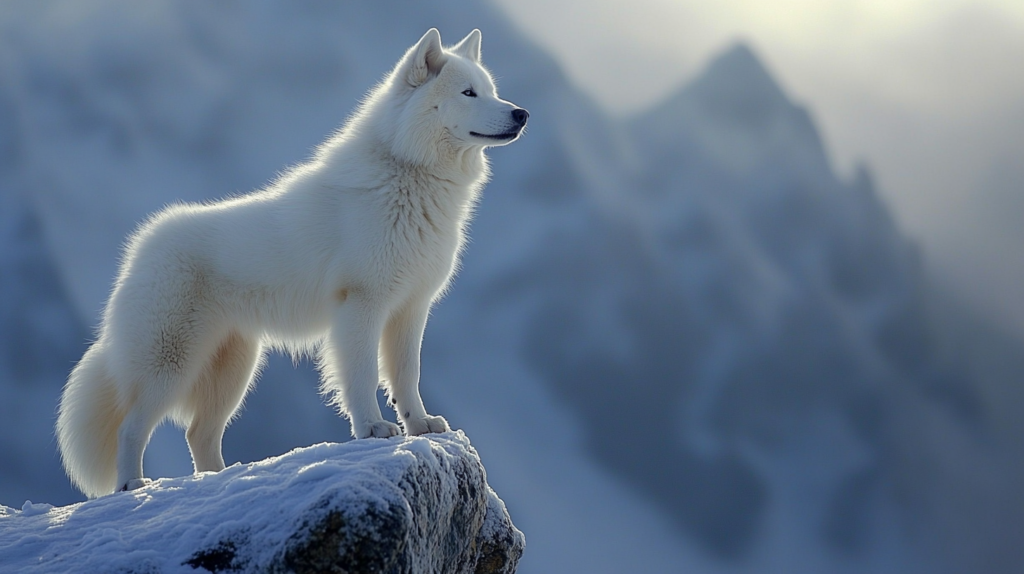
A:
[56, 28, 528, 498]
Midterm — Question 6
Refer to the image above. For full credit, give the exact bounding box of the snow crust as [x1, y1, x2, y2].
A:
[0, 431, 516, 573]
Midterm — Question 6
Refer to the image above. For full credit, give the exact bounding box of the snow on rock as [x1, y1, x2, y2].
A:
[0, 431, 524, 574]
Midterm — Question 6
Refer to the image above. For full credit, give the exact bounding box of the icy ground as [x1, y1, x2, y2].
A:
[0, 432, 522, 573]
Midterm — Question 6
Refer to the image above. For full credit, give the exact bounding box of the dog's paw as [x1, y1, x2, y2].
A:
[357, 420, 402, 439]
[404, 414, 450, 436]
[119, 478, 152, 492]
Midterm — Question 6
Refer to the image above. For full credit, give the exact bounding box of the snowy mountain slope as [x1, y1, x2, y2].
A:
[0, 2, 1022, 573]
[506, 43, 1024, 571]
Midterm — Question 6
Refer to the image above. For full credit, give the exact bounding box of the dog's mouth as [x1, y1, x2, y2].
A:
[469, 129, 521, 141]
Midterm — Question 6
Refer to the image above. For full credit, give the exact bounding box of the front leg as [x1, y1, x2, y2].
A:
[323, 295, 401, 439]
[381, 299, 450, 436]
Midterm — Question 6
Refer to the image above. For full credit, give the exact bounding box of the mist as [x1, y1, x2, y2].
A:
[494, 0, 1024, 337]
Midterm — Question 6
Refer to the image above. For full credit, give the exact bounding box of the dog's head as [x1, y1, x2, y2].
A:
[382, 29, 528, 163]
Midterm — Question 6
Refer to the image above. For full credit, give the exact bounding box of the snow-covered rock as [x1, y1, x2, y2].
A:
[0, 432, 523, 574]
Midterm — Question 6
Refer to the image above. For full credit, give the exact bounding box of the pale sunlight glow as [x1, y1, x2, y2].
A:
[495, 0, 1024, 336]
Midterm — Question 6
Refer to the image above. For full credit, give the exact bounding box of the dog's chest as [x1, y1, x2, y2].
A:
[379, 182, 468, 284]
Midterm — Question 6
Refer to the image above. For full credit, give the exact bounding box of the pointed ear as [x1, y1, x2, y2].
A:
[452, 29, 482, 62]
[405, 28, 447, 87]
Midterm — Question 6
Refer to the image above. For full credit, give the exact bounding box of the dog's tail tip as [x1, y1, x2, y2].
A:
[56, 345, 124, 498]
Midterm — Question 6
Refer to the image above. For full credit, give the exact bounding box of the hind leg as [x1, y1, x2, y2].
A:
[185, 332, 261, 473]
[116, 374, 189, 492]
[113, 321, 226, 491]
[116, 402, 162, 492]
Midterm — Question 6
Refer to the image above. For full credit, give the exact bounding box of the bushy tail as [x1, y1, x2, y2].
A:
[56, 344, 125, 498]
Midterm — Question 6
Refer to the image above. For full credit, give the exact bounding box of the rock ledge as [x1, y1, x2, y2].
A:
[0, 431, 524, 573]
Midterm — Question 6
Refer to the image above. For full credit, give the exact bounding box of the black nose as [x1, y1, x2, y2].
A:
[512, 108, 529, 127]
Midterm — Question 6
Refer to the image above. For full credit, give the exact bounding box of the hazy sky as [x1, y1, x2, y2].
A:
[494, 0, 1024, 335]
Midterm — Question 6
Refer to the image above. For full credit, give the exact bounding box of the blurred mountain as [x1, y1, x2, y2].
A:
[514, 42, 1024, 571]
[0, 184, 85, 506]
[0, 2, 1022, 573]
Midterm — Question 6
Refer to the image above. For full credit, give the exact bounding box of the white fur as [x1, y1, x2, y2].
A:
[56, 29, 527, 498]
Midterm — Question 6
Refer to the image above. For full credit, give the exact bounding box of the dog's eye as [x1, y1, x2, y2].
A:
[461, 88, 477, 98]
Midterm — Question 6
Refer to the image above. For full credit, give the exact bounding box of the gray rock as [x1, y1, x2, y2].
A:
[263, 438, 523, 574]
